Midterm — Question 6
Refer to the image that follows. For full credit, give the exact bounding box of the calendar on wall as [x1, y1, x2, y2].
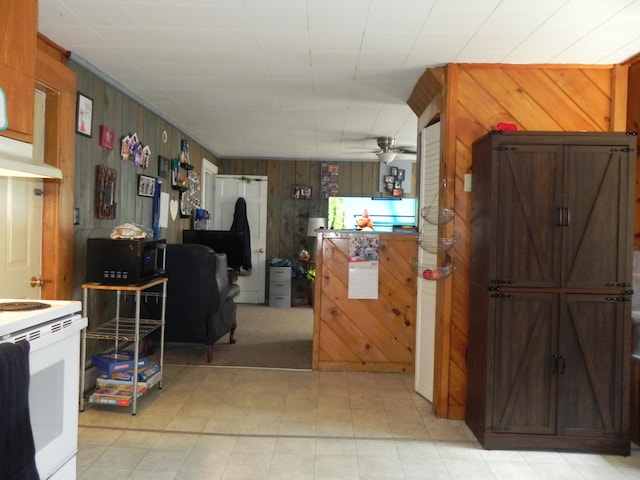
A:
[347, 234, 379, 299]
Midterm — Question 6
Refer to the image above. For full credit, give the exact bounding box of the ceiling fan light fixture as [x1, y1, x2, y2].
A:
[377, 136, 397, 152]
[377, 151, 397, 164]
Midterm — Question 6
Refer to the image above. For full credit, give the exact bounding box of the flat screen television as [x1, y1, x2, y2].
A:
[182, 230, 246, 271]
[327, 196, 417, 232]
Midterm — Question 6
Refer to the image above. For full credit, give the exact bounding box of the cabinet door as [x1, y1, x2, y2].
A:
[562, 146, 632, 289]
[490, 292, 558, 434]
[0, 0, 36, 142]
[557, 294, 627, 438]
[494, 144, 563, 287]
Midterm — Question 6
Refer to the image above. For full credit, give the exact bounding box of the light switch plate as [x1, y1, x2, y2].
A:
[464, 174, 472, 192]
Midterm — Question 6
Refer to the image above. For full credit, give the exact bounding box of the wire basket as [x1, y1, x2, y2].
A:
[412, 262, 456, 281]
[417, 235, 455, 254]
[421, 206, 455, 225]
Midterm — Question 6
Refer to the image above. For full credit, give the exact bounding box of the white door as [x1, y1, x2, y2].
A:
[213, 175, 268, 304]
[414, 122, 440, 402]
[0, 90, 45, 298]
[200, 157, 217, 216]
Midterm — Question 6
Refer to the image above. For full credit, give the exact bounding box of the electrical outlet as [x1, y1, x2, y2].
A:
[464, 174, 472, 192]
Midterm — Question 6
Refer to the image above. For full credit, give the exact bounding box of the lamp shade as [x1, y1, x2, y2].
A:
[307, 217, 327, 236]
[376, 151, 397, 164]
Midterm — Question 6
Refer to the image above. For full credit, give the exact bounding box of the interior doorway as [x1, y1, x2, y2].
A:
[213, 174, 268, 304]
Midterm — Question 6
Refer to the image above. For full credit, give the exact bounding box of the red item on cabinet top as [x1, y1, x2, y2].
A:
[495, 122, 518, 131]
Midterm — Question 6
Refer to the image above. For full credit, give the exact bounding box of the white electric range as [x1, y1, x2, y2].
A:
[0, 299, 86, 480]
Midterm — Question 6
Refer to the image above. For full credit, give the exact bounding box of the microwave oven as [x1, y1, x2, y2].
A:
[86, 238, 166, 285]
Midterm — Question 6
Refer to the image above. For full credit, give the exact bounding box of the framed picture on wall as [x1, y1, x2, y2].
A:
[291, 185, 312, 199]
[99, 125, 115, 150]
[95, 165, 117, 219]
[158, 155, 170, 178]
[76, 92, 93, 138]
[137, 174, 156, 197]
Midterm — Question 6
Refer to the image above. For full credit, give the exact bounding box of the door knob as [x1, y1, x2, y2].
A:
[30, 277, 45, 288]
[259, 248, 265, 253]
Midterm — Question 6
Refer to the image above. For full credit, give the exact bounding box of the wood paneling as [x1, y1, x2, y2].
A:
[410, 63, 625, 419]
[36, 48, 77, 300]
[313, 232, 417, 372]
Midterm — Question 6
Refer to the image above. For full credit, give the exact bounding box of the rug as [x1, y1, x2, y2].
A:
[159, 304, 313, 370]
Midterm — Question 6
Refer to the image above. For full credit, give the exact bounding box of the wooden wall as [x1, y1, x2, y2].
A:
[313, 232, 417, 372]
[410, 63, 628, 419]
[626, 58, 640, 248]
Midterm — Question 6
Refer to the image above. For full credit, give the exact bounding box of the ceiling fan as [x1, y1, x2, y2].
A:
[374, 137, 416, 164]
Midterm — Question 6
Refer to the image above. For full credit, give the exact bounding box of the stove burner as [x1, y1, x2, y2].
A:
[0, 301, 51, 312]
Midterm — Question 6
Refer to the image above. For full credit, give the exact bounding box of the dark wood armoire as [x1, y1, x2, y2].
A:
[466, 131, 636, 455]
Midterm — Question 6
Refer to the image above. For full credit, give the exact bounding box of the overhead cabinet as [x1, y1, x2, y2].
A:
[0, 0, 36, 142]
[467, 131, 636, 455]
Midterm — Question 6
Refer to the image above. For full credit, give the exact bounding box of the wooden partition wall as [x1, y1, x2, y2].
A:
[409, 63, 629, 419]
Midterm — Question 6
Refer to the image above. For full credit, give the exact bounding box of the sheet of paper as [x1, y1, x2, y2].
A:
[159, 192, 169, 228]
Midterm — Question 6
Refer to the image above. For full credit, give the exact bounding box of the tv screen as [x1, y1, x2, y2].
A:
[327, 196, 417, 232]
[182, 230, 246, 271]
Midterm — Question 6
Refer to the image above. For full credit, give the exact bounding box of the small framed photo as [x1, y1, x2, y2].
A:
[383, 175, 395, 184]
[392, 188, 404, 197]
[99, 125, 115, 150]
[137, 174, 156, 197]
[394, 180, 402, 189]
[397, 169, 405, 181]
[291, 185, 312, 199]
[389, 166, 398, 177]
[76, 92, 93, 137]
[158, 155, 170, 178]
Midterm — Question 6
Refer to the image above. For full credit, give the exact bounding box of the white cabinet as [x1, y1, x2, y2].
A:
[269, 266, 291, 308]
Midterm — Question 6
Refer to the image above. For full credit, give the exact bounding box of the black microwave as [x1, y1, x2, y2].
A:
[86, 238, 166, 285]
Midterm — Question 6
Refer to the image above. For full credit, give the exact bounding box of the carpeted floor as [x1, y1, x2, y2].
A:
[159, 303, 313, 370]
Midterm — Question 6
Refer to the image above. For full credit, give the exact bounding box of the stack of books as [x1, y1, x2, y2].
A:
[88, 350, 161, 406]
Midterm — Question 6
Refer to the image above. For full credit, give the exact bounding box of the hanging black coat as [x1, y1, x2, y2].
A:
[230, 197, 252, 270]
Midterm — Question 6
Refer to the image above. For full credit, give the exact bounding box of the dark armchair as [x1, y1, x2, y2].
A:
[162, 243, 240, 362]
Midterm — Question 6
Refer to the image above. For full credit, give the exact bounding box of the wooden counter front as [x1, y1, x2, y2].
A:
[312, 232, 417, 372]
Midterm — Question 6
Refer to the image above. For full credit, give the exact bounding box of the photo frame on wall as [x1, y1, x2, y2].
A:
[76, 92, 93, 138]
[158, 155, 170, 178]
[99, 125, 115, 150]
[291, 185, 312, 199]
[96, 165, 117, 219]
[137, 174, 156, 197]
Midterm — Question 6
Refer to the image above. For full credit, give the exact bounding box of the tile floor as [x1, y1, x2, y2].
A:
[78, 365, 640, 479]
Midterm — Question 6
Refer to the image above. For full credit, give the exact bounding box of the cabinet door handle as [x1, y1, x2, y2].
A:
[552, 354, 566, 374]
[557, 208, 570, 226]
[558, 355, 566, 374]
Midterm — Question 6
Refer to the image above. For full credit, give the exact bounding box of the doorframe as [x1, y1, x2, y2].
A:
[35, 48, 77, 300]
[201, 157, 218, 213]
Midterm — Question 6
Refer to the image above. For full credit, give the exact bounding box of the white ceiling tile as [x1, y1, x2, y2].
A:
[254, 31, 309, 50]
[309, 31, 363, 51]
[122, 4, 196, 29]
[184, 5, 252, 30]
[245, 6, 308, 31]
[308, 7, 369, 32]
[365, 7, 432, 33]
